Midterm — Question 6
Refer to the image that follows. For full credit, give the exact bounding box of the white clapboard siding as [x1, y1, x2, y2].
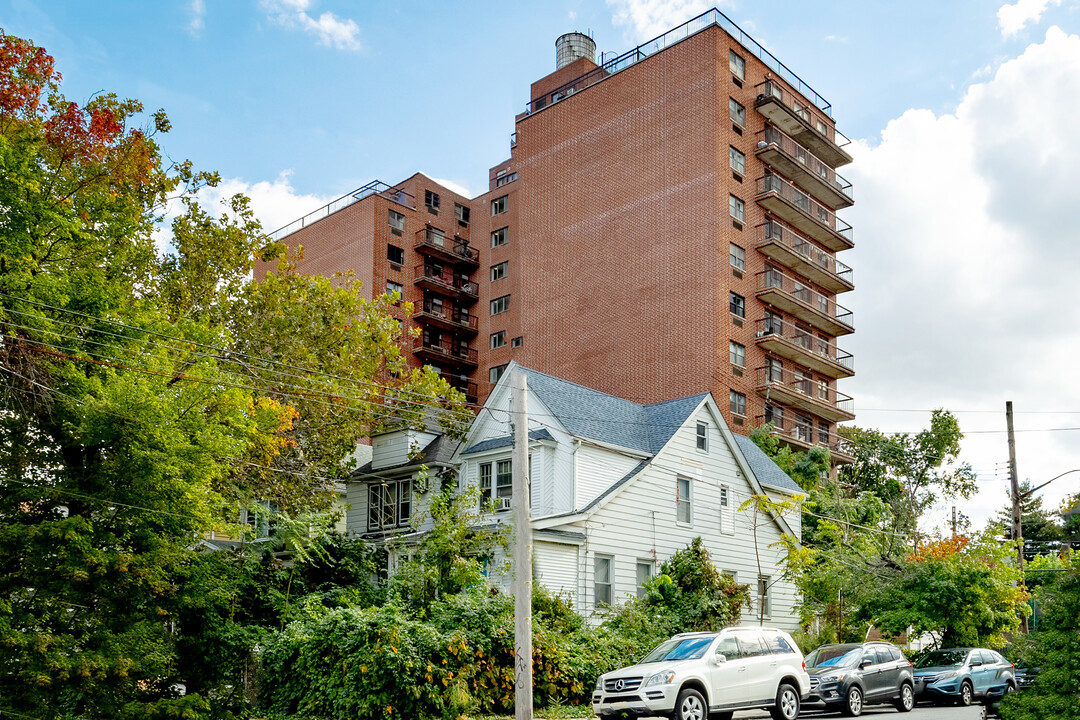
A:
[574, 443, 642, 509]
[534, 540, 579, 601]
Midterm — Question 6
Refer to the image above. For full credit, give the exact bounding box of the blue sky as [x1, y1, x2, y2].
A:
[4, 0, 1080, 531]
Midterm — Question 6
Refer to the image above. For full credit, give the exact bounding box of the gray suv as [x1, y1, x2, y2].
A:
[803, 642, 915, 716]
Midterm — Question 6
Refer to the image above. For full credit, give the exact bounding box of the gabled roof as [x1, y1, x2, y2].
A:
[732, 435, 804, 494]
[461, 428, 555, 455]
[519, 367, 709, 454]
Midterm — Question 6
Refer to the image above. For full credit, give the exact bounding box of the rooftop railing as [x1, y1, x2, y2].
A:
[268, 180, 414, 242]
[757, 365, 854, 415]
[758, 175, 853, 242]
[758, 269, 854, 329]
[526, 8, 833, 116]
[760, 220, 853, 285]
[754, 317, 853, 371]
[761, 126, 853, 201]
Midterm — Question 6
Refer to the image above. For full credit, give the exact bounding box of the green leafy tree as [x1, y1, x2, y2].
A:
[994, 481, 1066, 559]
[750, 423, 830, 491]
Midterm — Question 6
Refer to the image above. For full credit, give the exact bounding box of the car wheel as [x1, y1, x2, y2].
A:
[842, 685, 863, 717]
[959, 680, 973, 706]
[895, 682, 915, 713]
[674, 687, 707, 720]
[769, 683, 800, 720]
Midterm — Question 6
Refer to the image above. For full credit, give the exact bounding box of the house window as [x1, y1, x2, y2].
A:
[386, 280, 403, 299]
[479, 460, 513, 507]
[491, 227, 508, 247]
[387, 244, 404, 266]
[766, 357, 783, 383]
[729, 292, 745, 318]
[729, 195, 745, 223]
[490, 262, 508, 281]
[489, 364, 508, 384]
[676, 477, 692, 524]
[720, 484, 734, 535]
[510, 336, 523, 348]
[730, 390, 746, 416]
[490, 331, 506, 349]
[595, 555, 613, 606]
[367, 480, 411, 531]
[729, 50, 745, 80]
[455, 203, 470, 226]
[729, 243, 745, 271]
[758, 575, 771, 617]
[636, 560, 652, 599]
[696, 422, 708, 451]
[729, 341, 745, 368]
[729, 98, 745, 127]
[490, 295, 510, 315]
[491, 195, 508, 215]
[729, 146, 745, 175]
[425, 190, 440, 210]
[388, 209, 405, 231]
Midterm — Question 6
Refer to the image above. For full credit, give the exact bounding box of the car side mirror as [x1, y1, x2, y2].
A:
[713, 654, 727, 665]
[860, 660, 872, 669]
[970, 660, 982, 667]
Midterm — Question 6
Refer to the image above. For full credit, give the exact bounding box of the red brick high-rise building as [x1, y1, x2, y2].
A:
[265, 10, 856, 461]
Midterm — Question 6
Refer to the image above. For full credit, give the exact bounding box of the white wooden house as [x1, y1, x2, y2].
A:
[348, 363, 805, 630]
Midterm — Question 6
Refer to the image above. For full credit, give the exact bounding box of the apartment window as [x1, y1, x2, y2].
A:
[817, 420, 830, 445]
[730, 390, 746, 416]
[424, 190, 440, 210]
[696, 422, 708, 451]
[388, 209, 405, 231]
[729, 195, 745, 223]
[386, 280, 403, 299]
[729, 242, 745, 271]
[729, 341, 745, 368]
[510, 336, 523, 348]
[676, 477, 692, 524]
[729, 50, 746, 80]
[720, 484, 734, 535]
[765, 403, 783, 427]
[636, 561, 653, 599]
[491, 227, 508, 247]
[758, 575, 771, 617]
[729, 98, 745, 127]
[491, 195, 508, 215]
[595, 555, 613, 606]
[490, 261, 508, 281]
[387, 244, 404, 266]
[729, 292, 745, 318]
[729, 146, 745, 175]
[490, 295, 510, 315]
[764, 310, 783, 335]
[816, 118, 829, 136]
[495, 172, 518, 187]
[367, 479, 411, 531]
[489, 363, 508, 384]
[766, 357, 783, 383]
[490, 331, 506, 349]
[818, 379, 830, 401]
[455, 203, 470, 226]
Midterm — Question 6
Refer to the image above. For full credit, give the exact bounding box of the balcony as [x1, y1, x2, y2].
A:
[757, 126, 853, 210]
[413, 338, 478, 368]
[753, 317, 853, 379]
[413, 264, 479, 304]
[755, 413, 855, 464]
[757, 220, 853, 294]
[414, 227, 479, 268]
[754, 80, 852, 168]
[756, 269, 854, 336]
[412, 300, 479, 335]
[437, 371, 478, 404]
[756, 175, 853, 252]
[755, 366, 855, 423]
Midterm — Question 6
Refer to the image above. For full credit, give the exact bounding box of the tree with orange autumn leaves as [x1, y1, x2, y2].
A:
[0, 31, 468, 719]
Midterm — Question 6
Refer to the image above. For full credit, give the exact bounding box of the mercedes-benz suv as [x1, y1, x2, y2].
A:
[591, 627, 810, 720]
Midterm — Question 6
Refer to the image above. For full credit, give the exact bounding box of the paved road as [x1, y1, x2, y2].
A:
[732, 704, 985, 719]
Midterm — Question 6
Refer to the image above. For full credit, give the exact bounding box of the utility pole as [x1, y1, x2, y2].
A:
[1006, 400, 1028, 634]
[511, 369, 533, 719]
[951, 506, 957, 539]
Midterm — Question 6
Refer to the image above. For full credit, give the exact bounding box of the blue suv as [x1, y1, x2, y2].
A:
[912, 648, 1015, 706]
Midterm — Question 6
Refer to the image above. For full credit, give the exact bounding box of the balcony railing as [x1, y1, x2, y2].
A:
[414, 227, 478, 264]
[269, 180, 414, 241]
[413, 300, 478, 332]
[754, 413, 855, 462]
[413, 264, 479, 300]
[760, 126, 853, 207]
[759, 220, 853, 292]
[759, 81, 847, 144]
[757, 175, 853, 250]
[436, 371, 478, 403]
[413, 338, 478, 366]
[756, 365, 855, 421]
[757, 268, 854, 335]
[754, 317, 853, 378]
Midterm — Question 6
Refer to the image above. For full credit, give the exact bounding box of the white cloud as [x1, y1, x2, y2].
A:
[429, 176, 474, 200]
[997, 0, 1062, 37]
[188, 0, 205, 34]
[261, 0, 361, 51]
[844, 26, 1080, 531]
[606, 0, 724, 42]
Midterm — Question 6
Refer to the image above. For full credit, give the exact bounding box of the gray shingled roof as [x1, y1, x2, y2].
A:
[461, 428, 555, 455]
[732, 434, 803, 494]
[519, 368, 709, 454]
[351, 433, 461, 478]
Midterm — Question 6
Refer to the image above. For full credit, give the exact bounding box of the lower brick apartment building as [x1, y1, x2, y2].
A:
[262, 9, 857, 462]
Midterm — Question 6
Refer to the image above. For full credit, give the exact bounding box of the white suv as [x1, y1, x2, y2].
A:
[592, 627, 810, 720]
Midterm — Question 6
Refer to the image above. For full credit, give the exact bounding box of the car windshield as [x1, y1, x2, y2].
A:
[916, 650, 970, 668]
[640, 637, 715, 663]
[805, 646, 862, 669]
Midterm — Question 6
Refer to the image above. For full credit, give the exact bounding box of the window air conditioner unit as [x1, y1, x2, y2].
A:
[497, 497, 513, 511]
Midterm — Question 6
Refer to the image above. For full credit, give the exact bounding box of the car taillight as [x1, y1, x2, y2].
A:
[802, 660, 806, 671]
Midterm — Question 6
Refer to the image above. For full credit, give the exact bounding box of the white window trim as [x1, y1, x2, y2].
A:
[696, 422, 708, 453]
[676, 476, 693, 526]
